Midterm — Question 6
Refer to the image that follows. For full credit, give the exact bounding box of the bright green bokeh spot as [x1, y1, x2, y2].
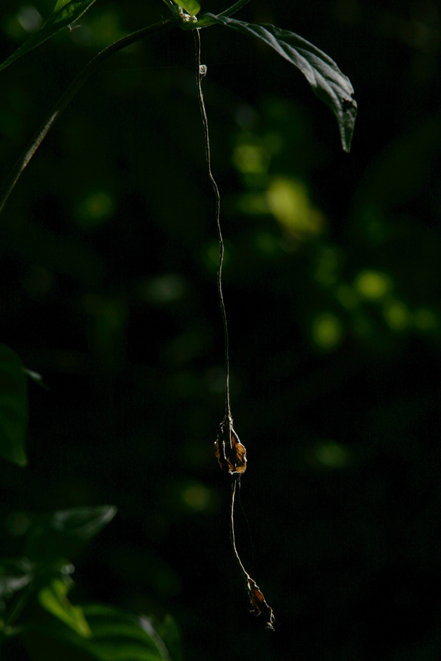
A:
[354, 270, 392, 299]
[383, 300, 411, 331]
[233, 144, 268, 174]
[312, 313, 343, 350]
[267, 177, 325, 236]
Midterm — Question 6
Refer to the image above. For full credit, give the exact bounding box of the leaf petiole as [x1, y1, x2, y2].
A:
[194, 0, 251, 29]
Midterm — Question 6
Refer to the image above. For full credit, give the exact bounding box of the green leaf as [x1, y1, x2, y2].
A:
[39, 578, 92, 638]
[49, 506, 117, 538]
[173, 0, 201, 17]
[22, 604, 178, 661]
[82, 605, 173, 660]
[0, 344, 28, 466]
[0, 0, 97, 73]
[26, 506, 117, 562]
[203, 14, 357, 152]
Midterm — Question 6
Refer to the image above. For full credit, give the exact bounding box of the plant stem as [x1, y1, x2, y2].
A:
[0, 18, 176, 217]
[194, 29, 232, 428]
[230, 481, 248, 579]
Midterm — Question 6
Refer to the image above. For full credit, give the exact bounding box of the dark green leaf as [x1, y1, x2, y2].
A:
[0, 0, 97, 73]
[203, 14, 357, 152]
[0, 344, 28, 466]
[26, 506, 117, 562]
[22, 604, 175, 661]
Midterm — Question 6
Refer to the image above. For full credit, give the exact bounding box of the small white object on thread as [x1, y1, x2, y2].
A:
[199, 64, 208, 78]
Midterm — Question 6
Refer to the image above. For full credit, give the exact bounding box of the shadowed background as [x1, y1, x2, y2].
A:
[1, 0, 441, 659]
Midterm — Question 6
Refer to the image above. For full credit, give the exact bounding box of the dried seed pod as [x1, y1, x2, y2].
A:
[215, 428, 247, 477]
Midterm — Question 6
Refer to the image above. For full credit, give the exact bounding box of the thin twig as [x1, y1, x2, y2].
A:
[194, 29, 232, 433]
[0, 18, 176, 216]
[195, 28, 275, 631]
[230, 480, 248, 579]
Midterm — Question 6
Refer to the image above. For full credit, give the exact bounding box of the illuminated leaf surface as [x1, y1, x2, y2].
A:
[173, 0, 201, 16]
[39, 578, 92, 637]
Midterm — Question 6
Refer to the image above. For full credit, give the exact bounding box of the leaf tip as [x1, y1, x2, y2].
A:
[340, 96, 357, 152]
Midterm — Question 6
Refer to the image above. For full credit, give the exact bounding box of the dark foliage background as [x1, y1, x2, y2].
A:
[1, 0, 441, 659]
